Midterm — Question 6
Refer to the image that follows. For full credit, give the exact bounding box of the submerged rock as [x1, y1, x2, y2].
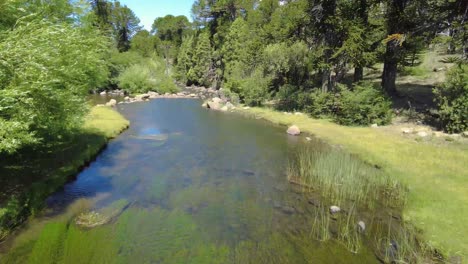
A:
[329, 205, 341, 214]
[287, 125, 301, 136]
[76, 199, 130, 228]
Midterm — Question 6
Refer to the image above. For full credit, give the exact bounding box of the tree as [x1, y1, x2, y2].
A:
[111, 1, 141, 52]
[0, 20, 110, 154]
[187, 32, 213, 86]
[130, 30, 158, 57]
[175, 36, 195, 84]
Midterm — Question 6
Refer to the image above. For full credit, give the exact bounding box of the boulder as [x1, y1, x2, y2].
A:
[221, 105, 229, 112]
[105, 99, 117, 107]
[135, 94, 150, 101]
[462, 131, 468, 138]
[329, 205, 341, 214]
[287, 125, 301, 136]
[417, 131, 429, 138]
[189, 93, 197, 98]
[371, 124, 378, 128]
[357, 221, 366, 233]
[401, 127, 413, 134]
[225, 102, 235, 109]
[243, 106, 250, 110]
[306, 137, 312, 141]
[202, 102, 208, 108]
[124, 96, 130, 101]
[207, 101, 221, 110]
[212, 97, 222, 104]
[99, 91, 107, 96]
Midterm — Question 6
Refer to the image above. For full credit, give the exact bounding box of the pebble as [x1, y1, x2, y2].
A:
[330, 205, 341, 214]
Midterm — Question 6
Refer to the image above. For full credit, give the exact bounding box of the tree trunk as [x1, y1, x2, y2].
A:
[321, 70, 332, 93]
[382, 46, 399, 97]
[354, 67, 364, 82]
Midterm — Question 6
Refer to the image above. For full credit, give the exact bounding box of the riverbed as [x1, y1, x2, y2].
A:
[0, 99, 379, 263]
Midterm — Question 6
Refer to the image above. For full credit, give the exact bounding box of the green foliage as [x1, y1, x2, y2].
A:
[334, 83, 393, 126]
[175, 36, 195, 83]
[130, 30, 158, 57]
[117, 57, 178, 94]
[187, 32, 213, 86]
[0, 20, 110, 153]
[433, 63, 468, 133]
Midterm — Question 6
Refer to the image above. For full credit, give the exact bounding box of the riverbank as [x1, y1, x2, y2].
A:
[235, 106, 467, 261]
[0, 106, 129, 241]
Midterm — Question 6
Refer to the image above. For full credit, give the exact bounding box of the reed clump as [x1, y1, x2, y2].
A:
[287, 146, 406, 209]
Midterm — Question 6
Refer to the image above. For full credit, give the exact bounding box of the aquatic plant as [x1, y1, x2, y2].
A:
[287, 146, 406, 209]
[75, 199, 129, 228]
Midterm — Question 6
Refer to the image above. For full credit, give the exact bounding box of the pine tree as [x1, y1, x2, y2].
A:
[187, 32, 213, 86]
[175, 36, 195, 84]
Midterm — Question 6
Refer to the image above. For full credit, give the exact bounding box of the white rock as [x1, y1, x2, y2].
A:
[189, 93, 197, 98]
[371, 124, 378, 128]
[330, 206, 341, 214]
[221, 106, 229, 112]
[287, 125, 301, 136]
[417, 131, 429, 138]
[202, 103, 208, 108]
[294, 112, 303, 116]
[124, 96, 130, 101]
[99, 91, 107, 96]
[243, 107, 250, 110]
[306, 137, 312, 141]
[462, 131, 468, 138]
[105, 99, 117, 107]
[358, 221, 366, 232]
[212, 97, 222, 104]
[401, 127, 413, 134]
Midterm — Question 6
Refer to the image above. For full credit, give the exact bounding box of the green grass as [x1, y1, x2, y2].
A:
[287, 146, 405, 209]
[84, 106, 130, 139]
[0, 106, 129, 241]
[238, 107, 468, 260]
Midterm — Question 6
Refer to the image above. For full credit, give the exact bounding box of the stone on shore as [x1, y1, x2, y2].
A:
[287, 125, 301, 136]
[105, 99, 117, 107]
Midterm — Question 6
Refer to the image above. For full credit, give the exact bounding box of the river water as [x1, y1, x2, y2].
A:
[1, 99, 378, 263]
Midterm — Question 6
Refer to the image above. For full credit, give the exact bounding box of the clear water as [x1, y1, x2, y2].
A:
[1, 99, 378, 263]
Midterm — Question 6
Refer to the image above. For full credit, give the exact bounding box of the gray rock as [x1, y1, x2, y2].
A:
[287, 125, 301, 136]
[280, 206, 296, 215]
[401, 127, 413, 134]
[329, 205, 341, 214]
[105, 99, 117, 107]
[417, 131, 429, 138]
[358, 221, 366, 233]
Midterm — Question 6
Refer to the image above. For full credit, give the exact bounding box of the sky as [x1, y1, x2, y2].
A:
[118, 0, 194, 31]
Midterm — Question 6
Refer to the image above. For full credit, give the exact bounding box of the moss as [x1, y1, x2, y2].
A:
[237, 106, 468, 259]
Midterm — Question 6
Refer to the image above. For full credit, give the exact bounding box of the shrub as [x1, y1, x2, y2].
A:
[239, 70, 271, 106]
[118, 57, 178, 94]
[433, 63, 468, 133]
[334, 83, 393, 126]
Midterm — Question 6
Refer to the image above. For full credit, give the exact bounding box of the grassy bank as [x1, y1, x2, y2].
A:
[0, 106, 129, 240]
[239, 107, 468, 260]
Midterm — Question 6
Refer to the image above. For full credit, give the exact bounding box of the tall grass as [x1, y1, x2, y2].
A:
[287, 146, 406, 209]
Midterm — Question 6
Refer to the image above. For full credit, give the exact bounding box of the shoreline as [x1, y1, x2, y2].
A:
[0, 106, 129, 242]
[228, 105, 467, 261]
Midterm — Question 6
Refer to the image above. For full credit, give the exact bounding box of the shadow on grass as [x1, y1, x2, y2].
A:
[0, 129, 109, 238]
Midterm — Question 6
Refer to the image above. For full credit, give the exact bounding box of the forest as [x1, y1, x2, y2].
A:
[0, 0, 467, 262]
[0, 0, 467, 155]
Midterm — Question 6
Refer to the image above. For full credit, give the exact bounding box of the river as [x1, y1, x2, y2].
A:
[0, 99, 378, 263]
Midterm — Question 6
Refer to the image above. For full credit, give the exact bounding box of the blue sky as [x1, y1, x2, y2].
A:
[118, 0, 194, 31]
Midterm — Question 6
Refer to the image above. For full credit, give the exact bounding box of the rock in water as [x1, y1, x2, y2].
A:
[329, 205, 341, 214]
[105, 99, 117, 107]
[100, 91, 107, 95]
[287, 125, 301, 136]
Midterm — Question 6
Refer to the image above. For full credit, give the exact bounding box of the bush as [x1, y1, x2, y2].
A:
[433, 63, 468, 133]
[334, 83, 393, 126]
[118, 57, 178, 94]
[239, 70, 271, 106]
